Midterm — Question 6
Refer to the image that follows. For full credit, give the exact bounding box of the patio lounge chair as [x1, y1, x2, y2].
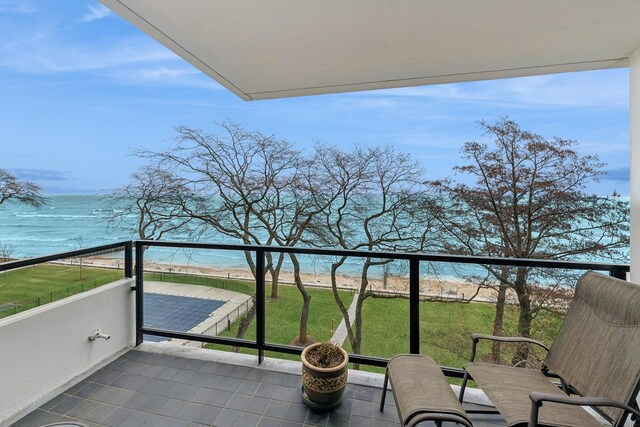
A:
[458, 271, 640, 426]
[381, 271, 640, 426]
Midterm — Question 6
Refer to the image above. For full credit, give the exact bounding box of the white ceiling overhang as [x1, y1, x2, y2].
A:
[101, 0, 640, 101]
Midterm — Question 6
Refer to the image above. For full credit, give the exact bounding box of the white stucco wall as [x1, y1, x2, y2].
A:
[631, 49, 640, 282]
[0, 278, 135, 426]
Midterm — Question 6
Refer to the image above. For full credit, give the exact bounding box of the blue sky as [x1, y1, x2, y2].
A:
[0, 0, 631, 196]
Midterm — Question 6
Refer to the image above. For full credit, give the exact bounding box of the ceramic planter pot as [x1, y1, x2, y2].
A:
[300, 343, 349, 411]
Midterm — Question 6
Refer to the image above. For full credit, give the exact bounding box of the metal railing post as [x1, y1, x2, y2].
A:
[409, 257, 420, 354]
[124, 241, 133, 278]
[610, 266, 628, 280]
[256, 248, 266, 363]
[135, 241, 144, 346]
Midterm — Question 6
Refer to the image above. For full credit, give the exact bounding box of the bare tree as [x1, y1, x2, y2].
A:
[140, 121, 317, 344]
[106, 166, 193, 240]
[309, 145, 428, 363]
[0, 169, 45, 207]
[72, 236, 85, 281]
[0, 242, 15, 262]
[427, 118, 629, 364]
[247, 153, 335, 345]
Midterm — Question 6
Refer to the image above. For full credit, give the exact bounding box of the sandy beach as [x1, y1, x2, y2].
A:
[76, 255, 507, 303]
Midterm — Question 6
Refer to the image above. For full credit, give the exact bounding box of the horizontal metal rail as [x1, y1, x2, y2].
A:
[141, 327, 259, 349]
[141, 328, 466, 377]
[137, 239, 630, 274]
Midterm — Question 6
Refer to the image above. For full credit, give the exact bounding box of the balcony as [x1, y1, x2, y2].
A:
[14, 347, 511, 427]
[0, 241, 628, 426]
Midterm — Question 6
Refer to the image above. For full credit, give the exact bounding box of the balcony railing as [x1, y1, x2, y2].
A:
[0, 241, 133, 317]
[0, 241, 133, 276]
[1, 240, 630, 379]
[133, 240, 630, 379]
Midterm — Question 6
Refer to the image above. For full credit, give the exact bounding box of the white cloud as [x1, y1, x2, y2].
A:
[0, 10, 221, 90]
[81, 4, 112, 23]
[355, 71, 629, 110]
[0, 19, 178, 74]
[0, 0, 37, 14]
[110, 66, 222, 89]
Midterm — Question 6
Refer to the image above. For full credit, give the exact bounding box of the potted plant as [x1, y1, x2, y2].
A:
[301, 341, 349, 411]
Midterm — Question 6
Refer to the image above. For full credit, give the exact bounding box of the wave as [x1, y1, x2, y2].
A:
[15, 214, 101, 219]
[5, 237, 70, 243]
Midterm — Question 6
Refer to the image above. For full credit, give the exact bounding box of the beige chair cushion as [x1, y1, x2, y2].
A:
[467, 362, 602, 427]
[388, 354, 471, 425]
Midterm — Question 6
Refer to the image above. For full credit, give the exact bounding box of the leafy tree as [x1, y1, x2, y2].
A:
[0, 169, 45, 207]
[427, 118, 629, 364]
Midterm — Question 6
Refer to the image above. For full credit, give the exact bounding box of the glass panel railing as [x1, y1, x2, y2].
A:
[139, 246, 256, 354]
[339, 258, 410, 373]
[262, 252, 353, 361]
[419, 264, 574, 373]
[135, 240, 627, 377]
[0, 245, 128, 319]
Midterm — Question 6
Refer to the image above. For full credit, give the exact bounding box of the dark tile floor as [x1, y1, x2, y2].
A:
[13, 350, 506, 426]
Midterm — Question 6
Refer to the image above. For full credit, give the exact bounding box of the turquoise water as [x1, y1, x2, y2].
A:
[0, 194, 247, 267]
[0, 195, 372, 274]
[0, 194, 622, 280]
[0, 195, 126, 257]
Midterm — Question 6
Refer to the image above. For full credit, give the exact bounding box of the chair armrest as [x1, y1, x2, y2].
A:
[467, 334, 550, 363]
[528, 392, 640, 427]
[471, 334, 550, 351]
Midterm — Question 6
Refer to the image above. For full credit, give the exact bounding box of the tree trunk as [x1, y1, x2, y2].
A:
[269, 266, 279, 299]
[512, 267, 532, 366]
[352, 295, 363, 371]
[234, 246, 258, 351]
[242, 249, 257, 277]
[290, 253, 311, 345]
[269, 253, 285, 299]
[351, 260, 372, 370]
[490, 267, 509, 362]
[330, 257, 356, 348]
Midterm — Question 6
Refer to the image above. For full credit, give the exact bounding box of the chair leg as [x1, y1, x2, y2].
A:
[380, 368, 389, 412]
[459, 370, 470, 403]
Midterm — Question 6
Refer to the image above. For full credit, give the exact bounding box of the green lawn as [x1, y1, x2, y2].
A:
[199, 282, 564, 372]
[205, 284, 353, 360]
[0, 263, 124, 318]
[0, 264, 254, 319]
[347, 296, 564, 374]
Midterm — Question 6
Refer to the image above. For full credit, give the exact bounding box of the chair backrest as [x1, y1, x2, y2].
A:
[544, 271, 640, 424]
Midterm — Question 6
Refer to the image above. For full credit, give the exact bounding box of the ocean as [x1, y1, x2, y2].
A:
[0, 194, 379, 276]
[0, 194, 625, 281]
[0, 194, 126, 257]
